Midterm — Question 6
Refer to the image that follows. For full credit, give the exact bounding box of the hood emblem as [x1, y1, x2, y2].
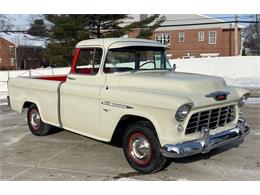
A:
[205, 91, 230, 101]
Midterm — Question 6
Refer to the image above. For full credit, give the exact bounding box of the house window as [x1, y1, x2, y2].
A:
[209, 31, 217, 44]
[34, 59, 37, 66]
[0, 58, 2, 64]
[198, 31, 204, 41]
[155, 33, 170, 45]
[10, 58, 15, 66]
[179, 32, 185, 42]
[27, 58, 31, 67]
[9, 46, 14, 55]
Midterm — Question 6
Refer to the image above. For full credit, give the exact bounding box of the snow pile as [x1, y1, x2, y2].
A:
[171, 56, 260, 88]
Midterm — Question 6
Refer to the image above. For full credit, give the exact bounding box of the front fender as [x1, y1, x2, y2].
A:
[100, 87, 192, 145]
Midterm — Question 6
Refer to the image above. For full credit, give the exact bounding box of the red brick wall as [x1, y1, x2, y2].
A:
[0, 37, 16, 70]
[0, 37, 45, 70]
[128, 28, 241, 59]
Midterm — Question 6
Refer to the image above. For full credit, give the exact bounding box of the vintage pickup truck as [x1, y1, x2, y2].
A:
[8, 38, 250, 173]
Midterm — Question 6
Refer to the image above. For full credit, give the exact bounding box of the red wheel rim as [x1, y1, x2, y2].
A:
[29, 108, 41, 131]
[128, 132, 152, 166]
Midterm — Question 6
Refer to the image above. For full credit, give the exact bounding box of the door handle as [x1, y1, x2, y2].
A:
[102, 108, 111, 112]
[67, 76, 76, 80]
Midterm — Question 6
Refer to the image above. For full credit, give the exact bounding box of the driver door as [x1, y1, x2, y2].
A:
[60, 48, 105, 138]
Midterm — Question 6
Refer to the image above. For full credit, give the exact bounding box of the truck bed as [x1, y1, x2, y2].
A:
[8, 75, 66, 127]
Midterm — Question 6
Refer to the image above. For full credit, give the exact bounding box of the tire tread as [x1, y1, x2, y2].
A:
[27, 104, 51, 136]
[123, 120, 167, 173]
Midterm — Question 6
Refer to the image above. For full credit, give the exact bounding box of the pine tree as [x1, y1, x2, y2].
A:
[43, 14, 165, 66]
[83, 14, 129, 38]
[27, 19, 49, 37]
[124, 14, 166, 39]
[43, 14, 92, 66]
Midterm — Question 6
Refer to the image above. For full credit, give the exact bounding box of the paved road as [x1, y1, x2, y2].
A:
[0, 102, 259, 180]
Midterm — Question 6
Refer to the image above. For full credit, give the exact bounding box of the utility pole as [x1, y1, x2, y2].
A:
[234, 15, 239, 56]
[255, 14, 260, 55]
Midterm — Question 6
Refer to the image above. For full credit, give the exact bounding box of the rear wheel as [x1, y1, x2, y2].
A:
[27, 104, 51, 136]
[123, 121, 167, 173]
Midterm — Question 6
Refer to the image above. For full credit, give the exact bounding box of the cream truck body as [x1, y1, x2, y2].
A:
[7, 38, 250, 173]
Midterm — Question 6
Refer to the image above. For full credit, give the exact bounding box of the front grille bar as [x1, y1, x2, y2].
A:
[196, 112, 201, 132]
[216, 107, 221, 128]
[185, 105, 236, 134]
[207, 110, 212, 128]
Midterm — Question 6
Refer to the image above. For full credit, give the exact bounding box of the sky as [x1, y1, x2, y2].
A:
[8, 14, 254, 30]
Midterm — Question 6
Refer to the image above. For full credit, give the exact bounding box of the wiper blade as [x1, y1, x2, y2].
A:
[131, 69, 172, 73]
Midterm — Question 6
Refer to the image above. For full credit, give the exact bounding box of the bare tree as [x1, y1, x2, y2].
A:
[0, 14, 14, 31]
[243, 14, 260, 55]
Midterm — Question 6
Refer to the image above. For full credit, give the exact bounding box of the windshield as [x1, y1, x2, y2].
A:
[104, 46, 172, 73]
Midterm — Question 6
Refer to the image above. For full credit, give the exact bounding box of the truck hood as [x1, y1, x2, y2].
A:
[116, 71, 240, 107]
[118, 71, 226, 94]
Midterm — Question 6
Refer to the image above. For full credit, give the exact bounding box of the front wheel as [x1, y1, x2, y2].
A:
[27, 104, 51, 136]
[123, 121, 167, 173]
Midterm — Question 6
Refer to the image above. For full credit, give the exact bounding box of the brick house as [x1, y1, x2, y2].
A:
[0, 32, 47, 70]
[127, 14, 242, 59]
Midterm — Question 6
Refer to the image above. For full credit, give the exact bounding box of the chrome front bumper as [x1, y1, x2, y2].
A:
[161, 118, 250, 158]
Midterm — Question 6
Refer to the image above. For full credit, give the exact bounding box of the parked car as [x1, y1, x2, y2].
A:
[8, 38, 250, 173]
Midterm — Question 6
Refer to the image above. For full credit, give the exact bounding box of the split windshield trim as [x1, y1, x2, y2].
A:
[103, 46, 172, 74]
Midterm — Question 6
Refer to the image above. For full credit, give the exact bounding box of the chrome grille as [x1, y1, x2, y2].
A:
[185, 105, 236, 134]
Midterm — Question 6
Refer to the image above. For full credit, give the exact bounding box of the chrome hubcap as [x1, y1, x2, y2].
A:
[30, 110, 41, 128]
[130, 136, 151, 160]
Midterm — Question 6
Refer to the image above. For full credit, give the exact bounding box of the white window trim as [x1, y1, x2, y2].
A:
[198, 31, 204, 42]
[179, 32, 185, 42]
[10, 58, 15, 66]
[155, 33, 171, 46]
[155, 33, 161, 43]
[209, 31, 217, 44]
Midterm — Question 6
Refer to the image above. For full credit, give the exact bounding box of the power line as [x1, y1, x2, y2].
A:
[0, 20, 258, 33]
[121, 16, 237, 24]
[7, 16, 250, 27]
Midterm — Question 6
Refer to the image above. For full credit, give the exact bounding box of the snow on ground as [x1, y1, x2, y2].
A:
[0, 92, 7, 100]
[246, 98, 260, 104]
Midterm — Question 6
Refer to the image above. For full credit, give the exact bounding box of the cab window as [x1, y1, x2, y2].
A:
[104, 46, 172, 73]
[75, 48, 102, 75]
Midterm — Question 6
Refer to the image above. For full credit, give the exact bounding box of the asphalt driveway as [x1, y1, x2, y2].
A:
[0, 100, 259, 180]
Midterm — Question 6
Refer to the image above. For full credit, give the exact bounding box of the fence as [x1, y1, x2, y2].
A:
[0, 67, 70, 99]
[0, 56, 259, 99]
[170, 56, 260, 87]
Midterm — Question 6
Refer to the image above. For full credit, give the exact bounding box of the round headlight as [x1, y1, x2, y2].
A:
[238, 93, 250, 107]
[175, 103, 193, 122]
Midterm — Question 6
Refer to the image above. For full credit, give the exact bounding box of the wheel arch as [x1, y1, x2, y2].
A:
[22, 101, 44, 122]
[110, 114, 160, 146]
[22, 101, 35, 110]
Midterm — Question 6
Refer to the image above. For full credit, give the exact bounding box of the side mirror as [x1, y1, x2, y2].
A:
[172, 64, 176, 71]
